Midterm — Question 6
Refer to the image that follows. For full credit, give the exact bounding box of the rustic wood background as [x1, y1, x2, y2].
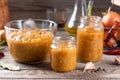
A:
[7, 0, 120, 21]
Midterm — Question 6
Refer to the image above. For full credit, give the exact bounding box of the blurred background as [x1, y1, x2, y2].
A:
[8, 0, 120, 20]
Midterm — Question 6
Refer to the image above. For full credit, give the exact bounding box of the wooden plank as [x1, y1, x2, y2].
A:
[7, 0, 120, 20]
[0, 67, 120, 79]
[1, 42, 120, 79]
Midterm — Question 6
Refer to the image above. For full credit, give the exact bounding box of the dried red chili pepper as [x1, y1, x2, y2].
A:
[104, 49, 120, 55]
[104, 21, 120, 48]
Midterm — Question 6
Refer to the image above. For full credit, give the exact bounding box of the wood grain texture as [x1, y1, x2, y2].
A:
[7, 0, 120, 20]
[0, 31, 120, 80]
[0, 47, 120, 80]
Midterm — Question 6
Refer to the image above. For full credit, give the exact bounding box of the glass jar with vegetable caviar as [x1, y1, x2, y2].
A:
[77, 16, 104, 62]
[51, 36, 77, 72]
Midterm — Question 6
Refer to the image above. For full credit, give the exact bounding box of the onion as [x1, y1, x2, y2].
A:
[102, 11, 120, 28]
[0, 29, 6, 43]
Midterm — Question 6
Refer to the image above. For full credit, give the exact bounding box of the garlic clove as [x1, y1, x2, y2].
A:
[115, 56, 120, 64]
[83, 62, 95, 72]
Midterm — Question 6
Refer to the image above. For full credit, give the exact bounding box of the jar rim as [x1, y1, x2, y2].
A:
[80, 16, 102, 23]
[53, 36, 76, 43]
[4, 19, 57, 31]
[51, 36, 76, 49]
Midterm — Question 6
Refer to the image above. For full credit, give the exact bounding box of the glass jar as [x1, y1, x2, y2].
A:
[47, 8, 71, 30]
[77, 16, 104, 62]
[51, 36, 76, 72]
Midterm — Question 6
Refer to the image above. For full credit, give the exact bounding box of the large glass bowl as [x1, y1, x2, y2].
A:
[4, 19, 57, 63]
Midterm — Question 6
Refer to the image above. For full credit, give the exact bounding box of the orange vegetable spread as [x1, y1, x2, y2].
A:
[77, 26, 104, 62]
[51, 41, 76, 72]
[7, 29, 53, 63]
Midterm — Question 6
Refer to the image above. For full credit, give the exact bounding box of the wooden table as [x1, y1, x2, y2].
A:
[2, 1, 120, 79]
[0, 31, 120, 80]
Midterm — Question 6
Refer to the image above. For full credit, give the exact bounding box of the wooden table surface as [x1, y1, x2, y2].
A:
[0, 31, 120, 80]
[1, 0, 120, 80]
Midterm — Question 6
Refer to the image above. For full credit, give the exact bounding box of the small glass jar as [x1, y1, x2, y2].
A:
[51, 36, 76, 72]
[77, 16, 104, 62]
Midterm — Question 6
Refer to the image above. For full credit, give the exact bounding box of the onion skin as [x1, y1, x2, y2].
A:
[0, 29, 6, 43]
[102, 11, 120, 28]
